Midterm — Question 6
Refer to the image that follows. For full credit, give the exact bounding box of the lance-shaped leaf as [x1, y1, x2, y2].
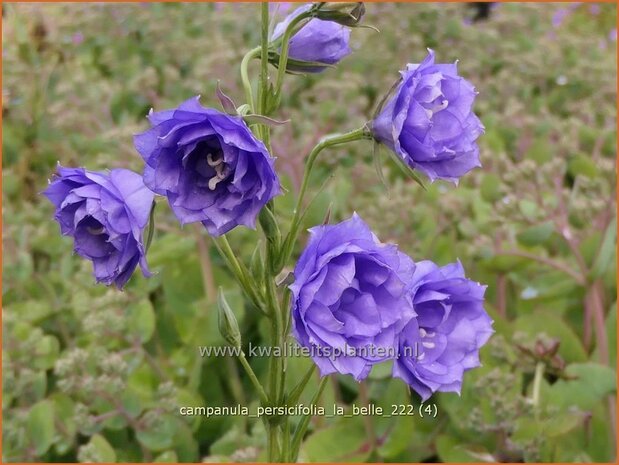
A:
[243, 114, 290, 127]
[145, 201, 156, 252]
[216, 81, 238, 115]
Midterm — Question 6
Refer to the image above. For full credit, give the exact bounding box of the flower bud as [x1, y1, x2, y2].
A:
[270, 4, 352, 74]
[258, 207, 282, 276]
[258, 206, 281, 245]
[217, 288, 241, 349]
[315, 3, 366, 27]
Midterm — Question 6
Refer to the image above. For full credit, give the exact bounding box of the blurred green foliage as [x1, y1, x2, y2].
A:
[2, 2, 617, 463]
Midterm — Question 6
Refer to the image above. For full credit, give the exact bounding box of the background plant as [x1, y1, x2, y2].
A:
[2, 2, 617, 463]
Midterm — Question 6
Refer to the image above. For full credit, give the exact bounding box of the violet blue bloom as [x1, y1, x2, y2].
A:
[272, 4, 352, 73]
[393, 260, 493, 400]
[372, 50, 484, 184]
[552, 8, 569, 28]
[43, 166, 154, 289]
[134, 97, 280, 236]
[290, 214, 416, 380]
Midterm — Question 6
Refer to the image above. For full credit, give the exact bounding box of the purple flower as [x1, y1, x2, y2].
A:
[134, 97, 280, 236]
[72, 32, 84, 45]
[552, 8, 569, 28]
[272, 4, 352, 73]
[43, 166, 154, 289]
[290, 214, 416, 380]
[269, 2, 293, 15]
[393, 261, 493, 400]
[372, 50, 484, 184]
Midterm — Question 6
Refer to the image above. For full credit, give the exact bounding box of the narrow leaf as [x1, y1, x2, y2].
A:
[590, 216, 617, 280]
[216, 81, 238, 115]
[243, 114, 290, 127]
[145, 201, 156, 252]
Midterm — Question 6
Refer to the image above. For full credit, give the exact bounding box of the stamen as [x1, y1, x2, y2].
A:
[424, 99, 449, 118]
[422, 341, 435, 349]
[208, 177, 224, 190]
[208, 165, 231, 191]
[214, 163, 227, 178]
[87, 226, 106, 235]
[207, 153, 223, 167]
[419, 328, 435, 338]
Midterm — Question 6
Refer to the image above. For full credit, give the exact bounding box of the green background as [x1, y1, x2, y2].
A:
[2, 2, 617, 462]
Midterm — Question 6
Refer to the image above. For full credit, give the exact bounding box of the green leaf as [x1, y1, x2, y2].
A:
[210, 425, 258, 456]
[568, 153, 599, 179]
[7, 300, 55, 323]
[480, 173, 502, 203]
[300, 419, 370, 462]
[33, 335, 60, 370]
[89, 434, 117, 462]
[481, 255, 529, 273]
[526, 138, 553, 164]
[51, 393, 76, 455]
[435, 434, 483, 462]
[590, 216, 616, 280]
[546, 363, 616, 410]
[136, 414, 177, 451]
[377, 415, 416, 459]
[243, 114, 290, 127]
[172, 417, 200, 462]
[514, 313, 587, 362]
[516, 221, 554, 246]
[518, 199, 539, 220]
[145, 201, 157, 252]
[595, 303, 617, 366]
[544, 411, 587, 437]
[127, 298, 156, 343]
[27, 400, 55, 456]
[154, 451, 178, 463]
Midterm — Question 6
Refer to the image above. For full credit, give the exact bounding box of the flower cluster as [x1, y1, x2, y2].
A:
[44, 2, 490, 400]
[290, 214, 493, 399]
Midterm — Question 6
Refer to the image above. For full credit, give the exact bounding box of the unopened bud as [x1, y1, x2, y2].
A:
[217, 288, 241, 349]
[316, 3, 366, 27]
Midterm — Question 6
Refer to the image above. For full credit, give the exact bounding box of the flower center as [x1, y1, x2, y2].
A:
[416, 327, 436, 361]
[86, 225, 106, 235]
[206, 152, 231, 190]
[424, 99, 449, 119]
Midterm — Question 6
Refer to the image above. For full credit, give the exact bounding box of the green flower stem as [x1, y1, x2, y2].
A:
[237, 351, 269, 406]
[268, 424, 280, 462]
[290, 376, 329, 461]
[260, 2, 270, 115]
[274, 9, 314, 102]
[281, 127, 372, 269]
[258, 4, 285, 462]
[240, 46, 261, 112]
[532, 361, 545, 420]
[287, 364, 316, 406]
[266, 277, 282, 396]
[213, 236, 264, 313]
[281, 416, 291, 462]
